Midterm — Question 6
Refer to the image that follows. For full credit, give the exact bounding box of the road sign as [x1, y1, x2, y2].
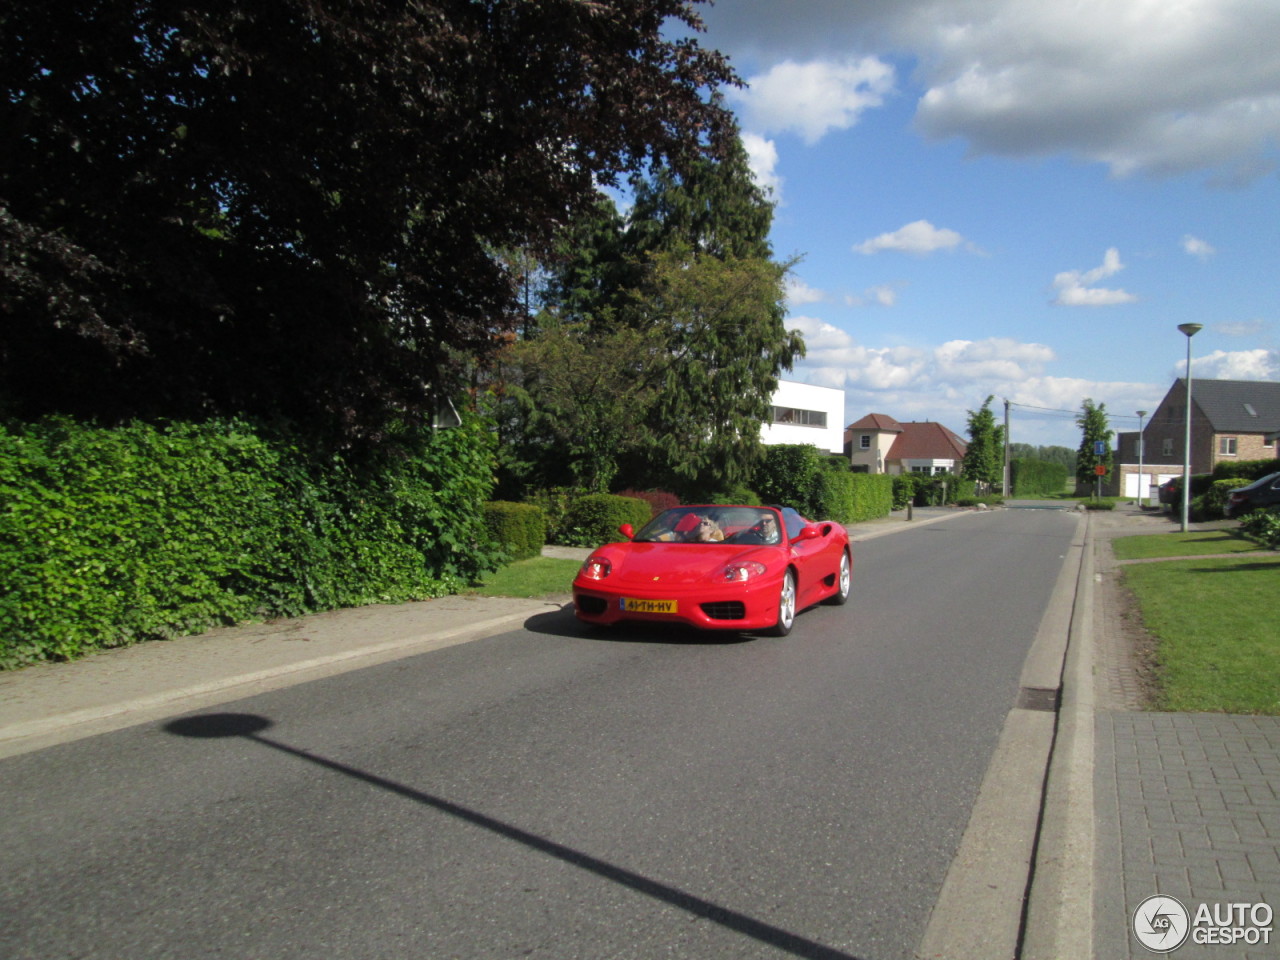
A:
[1094, 464, 1107, 476]
[1094, 440, 1106, 456]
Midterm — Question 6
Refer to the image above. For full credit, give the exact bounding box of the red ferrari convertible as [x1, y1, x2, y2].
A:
[572, 505, 852, 636]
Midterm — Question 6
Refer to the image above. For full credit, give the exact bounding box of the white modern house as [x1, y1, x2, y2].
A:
[760, 380, 845, 455]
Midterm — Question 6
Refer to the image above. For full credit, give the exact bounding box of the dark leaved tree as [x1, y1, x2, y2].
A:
[0, 0, 737, 444]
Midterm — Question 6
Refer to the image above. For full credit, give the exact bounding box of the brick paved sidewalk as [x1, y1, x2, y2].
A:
[1091, 508, 1280, 958]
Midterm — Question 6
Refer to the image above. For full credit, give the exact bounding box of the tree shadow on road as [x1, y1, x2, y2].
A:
[164, 712, 864, 960]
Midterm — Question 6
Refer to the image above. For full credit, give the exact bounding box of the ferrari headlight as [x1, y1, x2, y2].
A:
[724, 561, 767, 582]
[580, 557, 611, 581]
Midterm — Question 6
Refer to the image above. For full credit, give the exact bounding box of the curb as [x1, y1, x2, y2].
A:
[0, 605, 551, 760]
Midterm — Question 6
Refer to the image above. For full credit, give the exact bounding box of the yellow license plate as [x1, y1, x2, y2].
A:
[621, 598, 677, 614]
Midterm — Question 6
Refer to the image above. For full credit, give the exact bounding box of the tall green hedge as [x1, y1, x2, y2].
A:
[847, 473, 894, 521]
[816, 471, 893, 522]
[1011, 458, 1068, 497]
[0, 416, 499, 668]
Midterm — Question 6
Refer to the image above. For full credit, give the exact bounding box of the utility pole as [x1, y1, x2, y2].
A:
[1003, 398, 1011, 497]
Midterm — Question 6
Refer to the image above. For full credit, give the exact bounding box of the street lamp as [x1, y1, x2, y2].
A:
[1178, 323, 1203, 532]
[1136, 410, 1147, 506]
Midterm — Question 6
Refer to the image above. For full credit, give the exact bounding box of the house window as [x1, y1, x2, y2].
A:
[1219, 437, 1237, 456]
[910, 465, 931, 474]
[772, 406, 827, 429]
[1162, 438, 1173, 457]
[859, 435, 871, 450]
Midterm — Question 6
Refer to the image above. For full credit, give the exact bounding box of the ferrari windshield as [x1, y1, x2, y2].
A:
[634, 507, 786, 545]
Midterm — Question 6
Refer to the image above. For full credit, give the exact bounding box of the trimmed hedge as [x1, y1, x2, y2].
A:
[1011, 458, 1068, 497]
[817, 471, 893, 523]
[559, 493, 651, 547]
[483, 501, 547, 561]
[0, 416, 499, 668]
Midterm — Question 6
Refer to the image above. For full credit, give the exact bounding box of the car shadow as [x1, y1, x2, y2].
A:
[522, 604, 757, 645]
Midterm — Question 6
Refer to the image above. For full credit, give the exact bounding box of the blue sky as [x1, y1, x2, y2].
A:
[685, 1, 1280, 448]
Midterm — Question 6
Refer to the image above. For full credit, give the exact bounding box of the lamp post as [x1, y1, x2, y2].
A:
[1178, 323, 1203, 532]
[1136, 409, 1147, 506]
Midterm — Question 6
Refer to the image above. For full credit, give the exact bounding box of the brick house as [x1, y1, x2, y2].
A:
[845, 413, 968, 475]
[1113, 378, 1280, 498]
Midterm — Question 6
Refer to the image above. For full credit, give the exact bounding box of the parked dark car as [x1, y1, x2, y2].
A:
[1157, 477, 1180, 505]
[1225, 471, 1280, 519]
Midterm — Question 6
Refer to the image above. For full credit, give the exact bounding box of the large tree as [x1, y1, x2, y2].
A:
[0, 0, 737, 444]
[629, 250, 802, 494]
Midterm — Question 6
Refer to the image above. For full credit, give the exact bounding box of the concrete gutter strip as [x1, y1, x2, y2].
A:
[1021, 513, 1097, 960]
[917, 707, 1057, 960]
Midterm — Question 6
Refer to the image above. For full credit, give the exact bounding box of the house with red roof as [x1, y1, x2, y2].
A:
[845, 413, 968, 475]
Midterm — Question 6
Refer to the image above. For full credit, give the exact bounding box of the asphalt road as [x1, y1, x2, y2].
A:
[0, 508, 1080, 960]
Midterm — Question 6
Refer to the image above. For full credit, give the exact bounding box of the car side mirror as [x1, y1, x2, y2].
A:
[794, 524, 822, 542]
[619, 523, 635, 540]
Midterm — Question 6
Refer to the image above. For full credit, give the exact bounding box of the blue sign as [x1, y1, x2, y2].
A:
[1094, 440, 1106, 456]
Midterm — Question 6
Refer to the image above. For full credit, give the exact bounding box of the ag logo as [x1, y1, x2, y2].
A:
[1133, 895, 1190, 952]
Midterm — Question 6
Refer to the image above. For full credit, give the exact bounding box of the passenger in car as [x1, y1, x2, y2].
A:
[685, 515, 725, 542]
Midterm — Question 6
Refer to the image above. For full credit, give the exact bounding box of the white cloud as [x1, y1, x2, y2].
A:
[1182, 235, 1216, 259]
[731, 58, 895, 144]
[785, 317, 1168, 444]
[785, 276, 825, 306]
[844, 283, 901, 307]
[740, 132, 783, 200]
[854, 219, 969, 255]
[1184, 348, 1280, 380]
[935, 338, 1055, 381]
[790, 319, 1055, 391]
[703, 1, 1280, 182]
[1052, 248, 1138, 306]
[868, 284, 898, 307]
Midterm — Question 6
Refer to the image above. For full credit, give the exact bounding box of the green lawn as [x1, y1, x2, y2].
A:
[1111, 529, 1262, 561]
[467, 557, 581, 598]
[1121, 551, 1280, 714]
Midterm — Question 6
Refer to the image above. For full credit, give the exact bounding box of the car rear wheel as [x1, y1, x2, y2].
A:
[769, 570, 797, 637]
[825, 550, 851, 605]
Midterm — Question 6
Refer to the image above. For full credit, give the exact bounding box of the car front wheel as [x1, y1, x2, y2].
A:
[769, 570, 797, 637]
[825, 550, 851, 605]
